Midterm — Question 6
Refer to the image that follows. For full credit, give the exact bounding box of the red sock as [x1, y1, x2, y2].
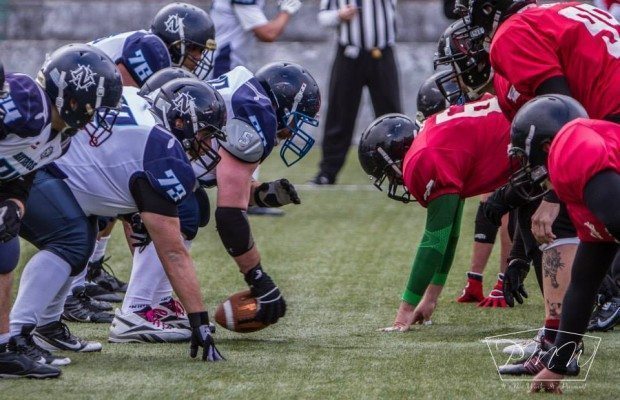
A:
[544, 318, 560, 343]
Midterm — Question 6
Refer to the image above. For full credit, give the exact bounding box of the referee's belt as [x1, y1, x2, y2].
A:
[341, 45, 389, 59]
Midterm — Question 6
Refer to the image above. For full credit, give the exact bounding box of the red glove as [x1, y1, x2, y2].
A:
[456, 272, 484, 303]
[478, 274, 507, 308]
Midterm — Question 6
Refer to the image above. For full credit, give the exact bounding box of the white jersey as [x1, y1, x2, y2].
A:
[56, 86, 196, 217]
[0, 73, 67, 182]
[210, 0, 267, 76]
[89, 31, 148, 63]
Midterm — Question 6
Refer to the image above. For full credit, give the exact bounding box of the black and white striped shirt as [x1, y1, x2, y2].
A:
[318, 0, 397, 50]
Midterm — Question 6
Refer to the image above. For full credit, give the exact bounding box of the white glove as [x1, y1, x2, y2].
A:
[279, 0, 302, 15]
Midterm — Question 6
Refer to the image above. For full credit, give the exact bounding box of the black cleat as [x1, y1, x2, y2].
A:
[307, 173, 335, 186]
[8, 325, 71, 366]
[246, 206, 285, 216]
[63, 286, 114, 323]
[0, 343, 61, 379]
[83, 282, 122, 303]
[588, 296, 620, 332]
[34, 321, 102, 352]
[86, 256, 128, 293]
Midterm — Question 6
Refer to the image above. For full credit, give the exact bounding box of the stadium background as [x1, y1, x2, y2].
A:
[1, 1, 618, 399]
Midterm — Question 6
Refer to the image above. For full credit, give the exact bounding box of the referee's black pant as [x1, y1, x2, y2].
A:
[318, 45, 402, 182]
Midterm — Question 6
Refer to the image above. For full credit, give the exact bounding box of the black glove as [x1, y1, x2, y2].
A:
[482, 182, 529, 226]
[188, 312, 225, 362]
[253, 179, 300, 208]
[0, 200, 22, 243]
[244, 264, 286, 324]
[129, 213, 151, 252]
[503, 258, 530, 307]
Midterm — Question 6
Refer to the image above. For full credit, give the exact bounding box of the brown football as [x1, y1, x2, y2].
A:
[214, 290, 268, 333]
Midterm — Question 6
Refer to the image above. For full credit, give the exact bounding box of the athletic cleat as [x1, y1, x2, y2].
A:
[33, 321, 102, 353]
[502, 328, 544, 357]
[153, 298, 191, 330]
[89, 297, 113, 312]
[109, 308, 192, 343]
[499, 339, 581, 376]
[62, 286, 114, 323]
[456, 273, 484, 303]
[246, 206, 284, 216]
[0, 344, 61, 379]
[8, 325, 71, 366]
[83, 282, 122, 303]
[587, 296, 620, 332]
[86, 256, 128, 293]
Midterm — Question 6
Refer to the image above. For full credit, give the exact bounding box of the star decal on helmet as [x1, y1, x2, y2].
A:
[172, 91, 196, 115]
[164, 14, 183, 34]
[69, 64, 97, 91]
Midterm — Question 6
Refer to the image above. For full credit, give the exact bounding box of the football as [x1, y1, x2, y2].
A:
[214, 290, 269, 333]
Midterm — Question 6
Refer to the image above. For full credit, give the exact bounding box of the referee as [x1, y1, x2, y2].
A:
[310, 0, 402, 185]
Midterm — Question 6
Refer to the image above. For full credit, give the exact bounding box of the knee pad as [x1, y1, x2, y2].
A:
[0, 236, 20, 274]
[474, 201, 499, 244]
[215, 207, 254, 256]
[45, 216, 97, 276]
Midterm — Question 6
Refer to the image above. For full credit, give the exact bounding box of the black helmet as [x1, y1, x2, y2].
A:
[508, 94, 588, 201]
[417, 71, 461, 123]
[468, 0, 536, 37]
[138, 66, 197, 99]
[150, 78, 227, 174]
[151, 2, 216, 80]
[358, 113, 419, 203]
[255, 61, 321, 166]
[37, 43, 123, 146]
[433, 18, 492, 101]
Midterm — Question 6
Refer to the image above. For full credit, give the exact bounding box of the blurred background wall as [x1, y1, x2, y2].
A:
[0, 0, 452, 143]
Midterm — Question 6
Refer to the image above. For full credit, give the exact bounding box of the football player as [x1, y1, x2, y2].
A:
[359, 92, 514, 331]
[111, 62, 320, 342]
[504, 95, 619, 392]
[9, 78, 227, 363]
[72, 2, 217, 307]
[0, 45, 123, 378]
[436, 18, 584, 370]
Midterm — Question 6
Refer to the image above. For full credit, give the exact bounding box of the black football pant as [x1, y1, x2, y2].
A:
[318, 45, 402, 182]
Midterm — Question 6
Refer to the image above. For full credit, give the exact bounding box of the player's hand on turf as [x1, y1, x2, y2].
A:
[503, 259, 529, 307]
[254, 179, 300, 207]
[381, 301, 416, 332]
[412, 301, 435, 325]
[129, 213, 151, 252]
[0, 200, 22, 243]
[278, 0, 302, 15]
[530, 368, 564, 394]
[188, 312, 224, 362]
[531, 200, 559, 244]
[244, 265, 286, 324]
[478, 275, 507, 307]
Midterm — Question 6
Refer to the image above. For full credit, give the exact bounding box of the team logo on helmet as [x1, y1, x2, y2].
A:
[164, 14, 183, 34]
[69, 64, 97, 91]
[172, 91, 196, 115]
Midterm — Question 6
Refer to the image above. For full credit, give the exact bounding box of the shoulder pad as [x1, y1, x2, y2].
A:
[220, 118, 265, 163]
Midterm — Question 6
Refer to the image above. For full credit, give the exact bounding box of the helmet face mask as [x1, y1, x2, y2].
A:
[255, 62, 321, 167]
[507, 145, 549, 202]
[150, 78, 227, 176]
[84, 106, 120, 146]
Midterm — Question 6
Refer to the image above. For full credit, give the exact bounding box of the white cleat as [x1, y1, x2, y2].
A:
[108, 308, 191, 343]
[153, 298, 191, 330]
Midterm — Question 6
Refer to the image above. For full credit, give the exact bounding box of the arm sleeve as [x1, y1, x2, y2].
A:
[402, 194, 464, 305]
[129, 176, 178, 217]
[232, 3, 269, 31]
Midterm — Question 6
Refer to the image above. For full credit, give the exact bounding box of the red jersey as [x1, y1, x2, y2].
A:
[493, 73, 532, 121]
[402, 96, 512, 208]
[548, 119, 620, 242]
[490, 2, 620, 119]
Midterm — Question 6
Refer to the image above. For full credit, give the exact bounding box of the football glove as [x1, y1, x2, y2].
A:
[503, 258, 530, 307]
[129, 213, 151, 252]
[478, 274, 507, 308]
[0, 200, 22, 243]
[188, 312, 225, 362]
[244, 265, 287, 324]
[456, 272, 485, 303]
[254, 179, 300, 208]
[279, 0, 302, 15]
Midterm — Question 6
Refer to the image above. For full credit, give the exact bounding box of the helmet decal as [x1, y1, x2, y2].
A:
[172, 91, 196, 116]
[164, 14, 183, 35]
[69, 64, 97, 91]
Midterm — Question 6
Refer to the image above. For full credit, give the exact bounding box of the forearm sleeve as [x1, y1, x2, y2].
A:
[402, 194, 463, 305]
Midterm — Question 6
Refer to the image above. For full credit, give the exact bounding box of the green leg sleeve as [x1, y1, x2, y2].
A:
[431, 200, 464, 286]
[402, 195, 463, 306]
